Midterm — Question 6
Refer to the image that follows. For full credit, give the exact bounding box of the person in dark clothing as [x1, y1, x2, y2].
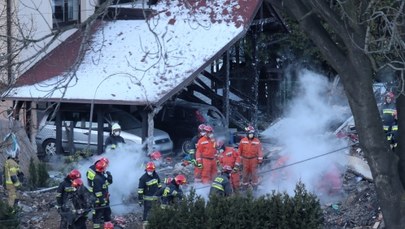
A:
[86, 157, 109, 193]
[105, 123, 125, 150]
[56, 170, 94, 229]
[137, 162, 162, 225]
[91, 160, 113, 229]
[156, 174, 187, 209]
[209, 165, 233, 197]
[380, 92, 396, 133]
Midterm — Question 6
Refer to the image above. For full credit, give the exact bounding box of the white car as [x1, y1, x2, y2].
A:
[36, 107, 173, 158]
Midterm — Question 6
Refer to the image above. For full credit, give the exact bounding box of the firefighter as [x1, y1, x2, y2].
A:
[137, 161, 162, 224]
[209, 165, 233, 197]
[104, 221, 114, 229]
[57, 177, 94, 229]
[195, 125, 217, 183]
[238, 125, 263, 187]
[157, 174, 187, 209]
[187, 124, 206, 182]
[105, 123, 125, 150]
[217, 140, 241, 192]
[91, 160, 113, 229]
[87, 157, 109, 193]
[56, 170, 88, 228]
[4, 154, 23, 207]
[380, 92, 396, 133]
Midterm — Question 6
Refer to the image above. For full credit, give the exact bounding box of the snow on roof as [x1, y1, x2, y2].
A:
[5, 0, 261, 106]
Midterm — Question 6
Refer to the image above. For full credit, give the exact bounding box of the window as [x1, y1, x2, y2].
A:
[52, 0, 80, 28]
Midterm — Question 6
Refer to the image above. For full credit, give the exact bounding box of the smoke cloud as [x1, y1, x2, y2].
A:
[259, 69, 350, 203]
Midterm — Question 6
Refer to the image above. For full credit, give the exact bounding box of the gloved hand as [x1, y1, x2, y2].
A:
[197, 163, 203, 169]
[111, 144, 116, 149]
[190, 159, 197, 166]
[55, 205, 61, 213]
[258, 158, 263, 164]
[233, 166, 239, 173]
[76, 209, 84, 214]
[106, 171, 113, 183]
[138, 200, 144, 207]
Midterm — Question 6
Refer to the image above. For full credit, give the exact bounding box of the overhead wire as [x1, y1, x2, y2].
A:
[0, 143, 356, 223]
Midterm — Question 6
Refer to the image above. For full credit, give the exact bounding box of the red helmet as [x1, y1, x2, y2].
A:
[245, 125, 255, 133]
[198, 124, 206, 132]
[385, 92, 395, 101]
[99, 157, 109, 165]
[149, 151, 162, 161]
[68, 169, 81, 180]
[216, 140, 225, 150]
[222, 165, 233, 173]
[95, 161, 108, 172]
[71, 178, 83, 188]
[146, 162, 156, 172]
[104, 221, 114, 229]
[174, 174, 187, 185]
[203, 125, 213, 133]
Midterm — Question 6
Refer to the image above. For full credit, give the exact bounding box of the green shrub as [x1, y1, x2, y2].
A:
[28, 158, 50, 189]
[0, 199, 19, 229]
[148, 182, 323, 229]
[28, 158, 37, 190]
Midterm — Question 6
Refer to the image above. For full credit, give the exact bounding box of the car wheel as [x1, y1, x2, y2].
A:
[181, 139, 193, 155]
[42, 139, 58, 157]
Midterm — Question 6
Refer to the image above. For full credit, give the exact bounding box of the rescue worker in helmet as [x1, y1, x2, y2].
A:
[105, 123, 125, 150]
[4, 153, 23, 207]
[104, 221, 114, 229]
[238, 125, 263, 187]
[91, 160, 113, 229]
[56, 170, 94, 228]
[380, 92, 397, 133]
[185, 124, 206, 182]
[195, 125, 217, 183]
[217, 140, 241, 192]
[156, 174, 187, 209]
[137, 161, 162, 225]
[380, 92, 398, 149]
[87, 157, 109, 193]
[209, 165, 233, 197]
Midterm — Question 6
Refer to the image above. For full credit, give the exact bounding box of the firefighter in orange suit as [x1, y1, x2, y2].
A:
[238, 125, 263, 186]
[217, 140, 241, 192]
[196, 125, 217, 183]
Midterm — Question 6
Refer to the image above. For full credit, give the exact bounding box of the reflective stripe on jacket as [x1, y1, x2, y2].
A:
[4, 158, 20, 187]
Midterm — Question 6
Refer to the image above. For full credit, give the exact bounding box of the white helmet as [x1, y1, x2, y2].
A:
[112, 123, 121, 136]
[112, 123, 121, 131]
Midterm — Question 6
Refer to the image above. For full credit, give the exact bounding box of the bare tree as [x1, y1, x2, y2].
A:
[268, 0, 405, 227]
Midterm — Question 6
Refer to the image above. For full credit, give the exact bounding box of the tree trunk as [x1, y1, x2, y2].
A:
[268, 0, 405, 227]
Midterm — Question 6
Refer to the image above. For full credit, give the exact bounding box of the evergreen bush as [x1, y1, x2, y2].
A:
[28, 158, 37, 190]
[0, 199, 19, 229]
[148, 182, 323, 228]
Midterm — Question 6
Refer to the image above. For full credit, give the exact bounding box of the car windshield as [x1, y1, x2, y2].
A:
[205, 109, 225, 127]
[106, 111, 142, 130]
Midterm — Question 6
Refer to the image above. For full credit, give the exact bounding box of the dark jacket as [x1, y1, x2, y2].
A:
[156, 180, 183, 207]
[93, 171, 113, 206]
[380, 102, 396, 129]
[105, 135, 125, 149]
[209, 173, 232, 197]
[138, 171, 162, 201]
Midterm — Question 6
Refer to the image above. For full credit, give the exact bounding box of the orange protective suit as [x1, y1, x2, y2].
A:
[218, 146, 241, 191]
[196, 136, 217, 183]
[238, 137, 263, 186]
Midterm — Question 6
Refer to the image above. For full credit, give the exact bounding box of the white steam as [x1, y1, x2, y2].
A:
[77, 143, 149, 214]
[259, 69, 349, 202]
